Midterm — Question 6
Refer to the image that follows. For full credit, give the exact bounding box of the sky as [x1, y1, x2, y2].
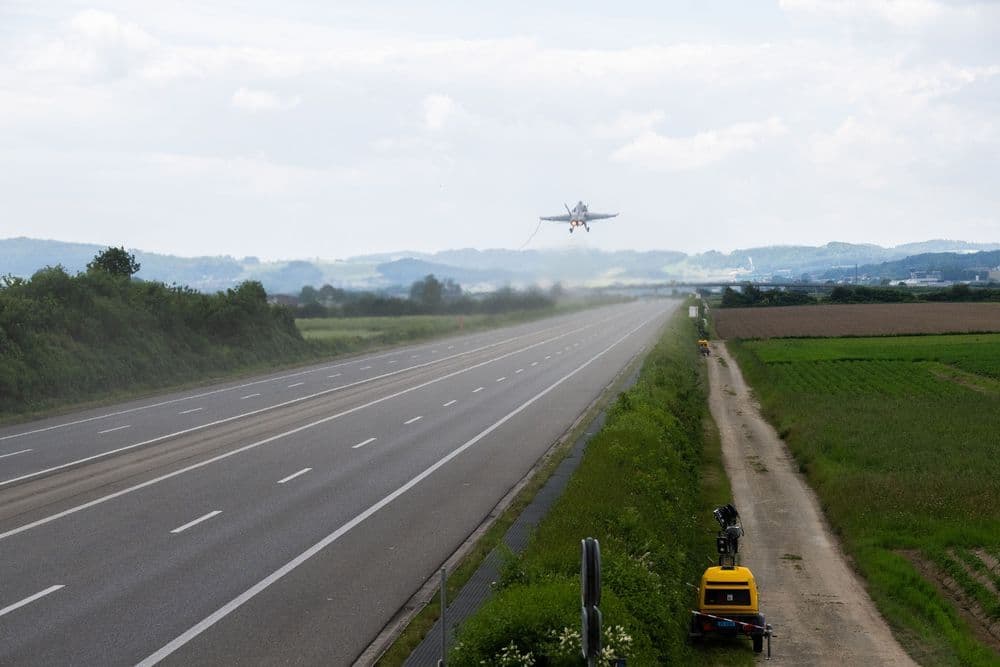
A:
[2, 0, 999, 260]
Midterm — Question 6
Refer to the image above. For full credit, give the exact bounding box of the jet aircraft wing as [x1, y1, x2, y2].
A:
[586, 212, 618, 220]
[539, 214, 573, 221]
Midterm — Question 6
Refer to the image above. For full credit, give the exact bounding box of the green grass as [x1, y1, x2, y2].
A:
[446, 302, 752, 666]
[729, 335, 1000, 665]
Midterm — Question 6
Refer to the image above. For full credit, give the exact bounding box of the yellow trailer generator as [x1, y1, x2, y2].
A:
[690, 505, 772, 655]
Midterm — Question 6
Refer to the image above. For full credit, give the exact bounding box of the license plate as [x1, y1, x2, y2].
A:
[717, 620, 736, 628]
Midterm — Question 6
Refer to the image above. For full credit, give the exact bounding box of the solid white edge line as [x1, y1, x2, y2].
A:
[170, 510, 222, 534]
[404, 416, 423, 425]
[442, 400, 457, 407]
[0, 312, 594, 442]
[0, 585, 65, 618]
[136, 309, 663, 666]
[0, 320, 604, 488]
[98, 425, 131, 435]
[276, 468, 312, 484]
[0, 448, 33, 459]
[352, 437, 377, 450]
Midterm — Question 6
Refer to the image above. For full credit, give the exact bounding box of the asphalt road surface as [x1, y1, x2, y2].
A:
[0, 300, 675, 665]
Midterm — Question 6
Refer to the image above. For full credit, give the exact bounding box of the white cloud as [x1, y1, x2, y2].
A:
[779, 0, 945, 29]
[231, 87, 301, 112]
[422, 94, 457, 131]
[612, 118, 788, 170]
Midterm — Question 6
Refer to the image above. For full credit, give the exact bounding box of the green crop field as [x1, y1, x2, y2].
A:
[729, 334, 1000, 666]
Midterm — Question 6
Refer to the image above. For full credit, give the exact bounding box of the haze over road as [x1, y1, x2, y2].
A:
[0, 300, 675, 665]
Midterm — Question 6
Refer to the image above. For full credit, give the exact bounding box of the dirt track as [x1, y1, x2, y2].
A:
[706, 341, 916, 665]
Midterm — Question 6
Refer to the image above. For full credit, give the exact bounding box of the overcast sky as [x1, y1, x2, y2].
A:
[2, 1, 999, 260]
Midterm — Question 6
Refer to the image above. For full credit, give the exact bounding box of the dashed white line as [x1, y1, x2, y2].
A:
[531, 362, 538, 367]
[448, 345, 454, 349]
[0, 585, 65, 618]
[0, 449, 32, 459]
[472, 387, 484, 393]
[352, 437, 377, 450]
[496, 377, 506, 382]
[442, 400, 457, 407]
[387, 360, 398, 365]
[277, 468, 312, 484]
[178, 408, 203, 415]
[404, 416, 423, 425]
[240, 393, 261, 400]
[98, 425, 131, 435]
[545, 355, 551, 360]
[327, 373, 341, 379]
[360, 366, 372, 371]
[287, 382, 305, 388]
[515, 368, 524, 374]
[410, 355, 419, 359]
[170, 510, 221, 534]
[135, 311, 664, 667]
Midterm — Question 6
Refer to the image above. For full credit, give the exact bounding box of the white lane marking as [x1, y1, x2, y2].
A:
[352, 437, 377, 450]
[0, 309, 657, 537]
[360, 366, 372, 371]
[0, 314, 591, 443]
[0, 449, 32, 459]
[410, 355, 419, 359]
[170, 510, 222, 534]
[448, 345, 454, 349]
[545, 355, 551, 360]
[277, 468, 312, 484]
[0, 585, 65, 618]
[531, 362, 538, 367]
[442, 400, 457, 407]
[178, 408, 203, 415]
[496, 377, 506, 382]
[472, 387, 484, 393]
[287, 382, 305, 388]
[240, 393, 261, 400]
[387, 360, 397, 365]
[328, 373, 341, 378]
[98, 425, 131, 435]
[431, 349, 438, 353]
[404, 416, 423, 425]
[556, 351, 563, 355]
[515, 368, 523, 374]
[0, 321, 599, 488]
[135, 311, 663, 667]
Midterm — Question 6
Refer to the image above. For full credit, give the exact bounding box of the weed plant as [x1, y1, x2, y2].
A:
[449, 305, 751, 666]
[729, 335, 1000, 665]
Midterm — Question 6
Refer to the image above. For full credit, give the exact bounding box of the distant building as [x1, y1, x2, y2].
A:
[267, 294, 299, 307]
[903, 269, 948, 286]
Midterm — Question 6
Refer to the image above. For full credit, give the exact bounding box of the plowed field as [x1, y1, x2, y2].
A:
[713, 302, 1000, 339]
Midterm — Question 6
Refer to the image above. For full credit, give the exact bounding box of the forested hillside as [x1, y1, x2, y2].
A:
[0, 248, 307, 415]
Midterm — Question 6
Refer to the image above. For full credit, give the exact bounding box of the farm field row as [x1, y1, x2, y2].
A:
[729, 334, 1000, 665]
[714, 302, 1000, 339]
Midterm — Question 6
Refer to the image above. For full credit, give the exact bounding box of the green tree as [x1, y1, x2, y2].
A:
[87, 246, 141, 278]
[409, 274, 443, 311]
[300, 285, 319, 304]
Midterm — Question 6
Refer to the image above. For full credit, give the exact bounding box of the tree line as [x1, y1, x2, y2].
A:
[0, 247, 306, 413]
[296, 274, 560, 318]
[719, 283, 1000, 307]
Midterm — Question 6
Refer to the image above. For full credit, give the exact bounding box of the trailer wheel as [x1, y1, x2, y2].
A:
[752, 634, 763, 653]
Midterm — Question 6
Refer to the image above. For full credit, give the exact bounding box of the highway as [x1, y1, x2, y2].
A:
[0, 300, 676, 665]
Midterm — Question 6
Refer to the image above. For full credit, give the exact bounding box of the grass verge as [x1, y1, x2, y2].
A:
[431, 301, 750, 665]
[728, 335, 1000, 665]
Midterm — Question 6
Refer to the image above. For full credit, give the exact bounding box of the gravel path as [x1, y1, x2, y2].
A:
[706, 341, 916, 665]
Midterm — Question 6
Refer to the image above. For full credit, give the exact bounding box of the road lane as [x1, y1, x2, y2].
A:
[0, 305, 632, 485]
[0, 300, 676, 665]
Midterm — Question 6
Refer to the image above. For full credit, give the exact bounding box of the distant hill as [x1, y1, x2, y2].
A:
[4, 237, 999, 294]
[823, 250, 1000, 281]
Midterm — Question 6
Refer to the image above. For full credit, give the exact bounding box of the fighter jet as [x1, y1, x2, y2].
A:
[540, 201, 618, 233]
